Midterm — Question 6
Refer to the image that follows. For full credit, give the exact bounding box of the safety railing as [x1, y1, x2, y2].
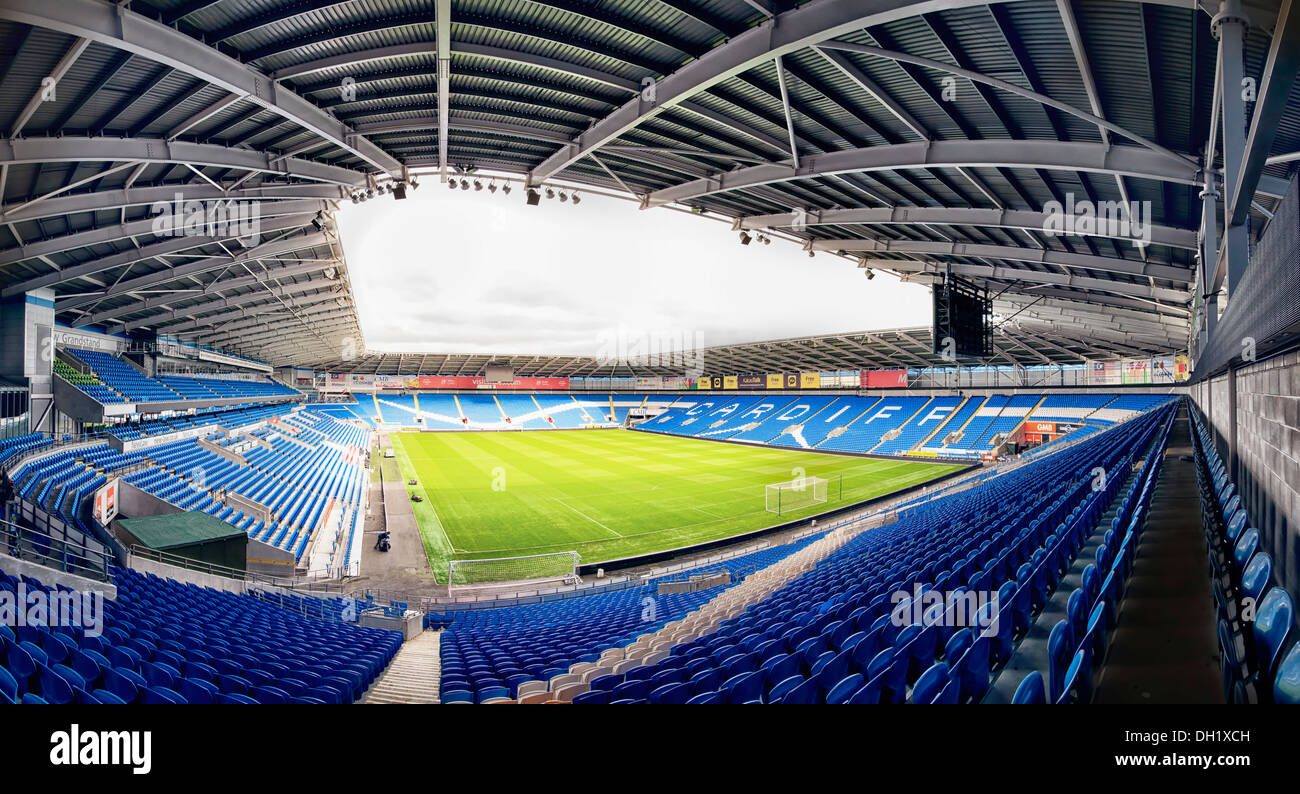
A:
[1, 511, 116, 582]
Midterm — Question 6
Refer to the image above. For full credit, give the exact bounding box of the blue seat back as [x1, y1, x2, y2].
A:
[1012, 670, 1046, 704]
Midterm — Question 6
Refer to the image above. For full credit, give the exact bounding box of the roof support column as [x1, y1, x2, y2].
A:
[1213, 0, 1251, 297]
[436, 0, 451, 182]
[1198, 175, 1220, 350]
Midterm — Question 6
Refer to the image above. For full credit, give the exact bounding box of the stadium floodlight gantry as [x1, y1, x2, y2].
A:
[0, 0, 1295, 373]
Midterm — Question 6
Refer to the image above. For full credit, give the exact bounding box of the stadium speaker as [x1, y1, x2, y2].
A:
[526, 188, 540, 205]
[392, 183, 407, 200]
[932, 274, 993, 358]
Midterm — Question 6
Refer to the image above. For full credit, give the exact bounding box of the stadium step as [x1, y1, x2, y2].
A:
[360, 630, 443, 704]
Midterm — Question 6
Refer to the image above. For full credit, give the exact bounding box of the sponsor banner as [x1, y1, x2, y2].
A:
[1028, 421, 1057, 434]
[1088, 361, 1122, 386]
[406, 375, 572, 390]
[723, 376, 738, 390]
[92, 478, 119, 525]
[1174, 354, 1190, 382]
[709, 376, 723, 390]
[861, 369, 908, 389]
[820, 373, 839, 388]
[198, 348, 272, 373]
[1150, 356, 1176, 384]
[801, 372, 820, 389]
[1121, 358, 1150, 385]
[739, 374, 766, 390]
[766, 373, 784, 389]
[784, 373, 798, 389]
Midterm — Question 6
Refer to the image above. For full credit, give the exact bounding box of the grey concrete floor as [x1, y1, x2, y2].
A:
[1093, 409, 1224, 704]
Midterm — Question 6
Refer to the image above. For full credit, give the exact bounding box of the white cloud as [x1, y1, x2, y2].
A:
[336, 179, 932, 356]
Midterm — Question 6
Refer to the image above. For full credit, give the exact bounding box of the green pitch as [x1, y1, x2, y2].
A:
[391, 429, 965, 579]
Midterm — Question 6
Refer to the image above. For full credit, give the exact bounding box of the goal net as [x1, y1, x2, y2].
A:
[765, 476, 828, 515]
[448, 551, 581, 590]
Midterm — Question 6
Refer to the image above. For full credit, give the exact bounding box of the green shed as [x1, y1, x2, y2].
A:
[115, 511, 248, 571]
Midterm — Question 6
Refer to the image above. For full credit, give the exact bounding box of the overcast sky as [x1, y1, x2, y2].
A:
[336, 177, 932, 357]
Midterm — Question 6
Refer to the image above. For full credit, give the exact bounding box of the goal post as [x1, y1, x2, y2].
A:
[447, 551, 581, 590]
[765, 476, 829, 515]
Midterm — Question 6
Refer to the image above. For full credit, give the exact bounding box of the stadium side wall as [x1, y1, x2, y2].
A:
[1189, 349, 1300, 608]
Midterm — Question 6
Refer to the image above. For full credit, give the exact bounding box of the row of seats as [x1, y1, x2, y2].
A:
[0, 433, 53, 468]
[1189, 408, 1299, 704]
[559, 402, 1174, 703]
[360, 392, 646, 429]
[11, 408, 369, 568]
[0, 566, 401, 705]
[439, 534, 829, 703]
[62, 349, 297, 406]
[642, 392, 1151, 457]
[110, 402, 293, 441]
[1001, 405, 1173, 703]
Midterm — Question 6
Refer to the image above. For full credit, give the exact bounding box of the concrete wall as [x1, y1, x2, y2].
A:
[1189, 349, 1300, 606]
[0, 550, 117, 598]
[127, 553, 242, 594]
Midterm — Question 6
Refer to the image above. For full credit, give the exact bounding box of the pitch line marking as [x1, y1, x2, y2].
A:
[549, 496, 623, 538]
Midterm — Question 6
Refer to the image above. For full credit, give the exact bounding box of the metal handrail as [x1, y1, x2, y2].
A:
[0, 511, 116, 582]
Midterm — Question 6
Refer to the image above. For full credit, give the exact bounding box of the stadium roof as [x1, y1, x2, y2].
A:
[0, 0, 1296, 370]
[321, 299, 1188, 376]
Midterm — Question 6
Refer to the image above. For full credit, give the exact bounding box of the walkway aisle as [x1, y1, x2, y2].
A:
[1093, 406, 1224, 704]
[361, 631, 442, 704]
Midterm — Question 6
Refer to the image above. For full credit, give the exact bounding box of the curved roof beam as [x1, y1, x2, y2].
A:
[0, 137, 366, 187]
[527, 0, 1200, 184]
[120, 282, 345, 332]
[278, 40, 790, 162]
[873, 259, 1189, 303]
[180, 306, 355, 342]
[986, 283, 1190, 318]
[201, 315, 357, 348]
[0, 199, 331, 269]
[739, 207, 1198, 250]
[52, 230, 331, 310]
[1, 183, 345, 225]
[77, 259, 339, 327]
[823, 238, 1192, 283]
[355, 117, 573, 145]
[0, 0, 403, 178]
[815, 41, 1195, 167]
[644, 140, 1211, 208]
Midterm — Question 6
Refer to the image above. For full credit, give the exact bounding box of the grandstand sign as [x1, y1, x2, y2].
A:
[1029, 422, 1057, 434]
[110, 423, 216, 453]
[861, 369, 908, 389]
[702, 372, 827, 391]
[92, 478, 118, 525]
[320, 374, 570, 392]
[197, 348, 272, 373]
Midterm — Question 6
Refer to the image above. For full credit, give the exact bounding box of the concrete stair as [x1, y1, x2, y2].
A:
[360, 630, 442, 704]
